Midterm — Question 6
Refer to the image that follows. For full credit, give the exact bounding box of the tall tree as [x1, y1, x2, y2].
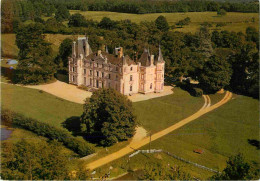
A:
[15, 23, 56, 84]
[55, 5, 70, 22]
[155, 15, 169, 32]
[197, 26, 214, 60]
[198, 55, 232, 93]
[80, 88, 137, 146]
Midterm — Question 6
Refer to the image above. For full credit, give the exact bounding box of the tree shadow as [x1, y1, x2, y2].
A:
[62, 116, 105, 145]
[62, 116, 82, 136]
[1, 66, 16, 83]
[248, 139, 260, 150]
[55, 71, 69, 83]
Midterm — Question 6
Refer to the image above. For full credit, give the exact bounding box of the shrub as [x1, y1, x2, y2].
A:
[191, 88, 203, 97]
[1, 109, 95, 157]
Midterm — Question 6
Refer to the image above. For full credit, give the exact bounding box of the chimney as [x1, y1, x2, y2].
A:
[123, 56, 127, 65]
[97, 50, 102, 56]
[150, 55, 154, 66]
[85, 37, 90, 57]
[73, 41, 76, 57]
[118, 47, 123, 58]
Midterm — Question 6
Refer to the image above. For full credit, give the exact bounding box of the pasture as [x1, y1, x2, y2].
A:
[71, 11, 259, 33]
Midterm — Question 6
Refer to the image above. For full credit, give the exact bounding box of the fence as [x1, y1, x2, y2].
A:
[128, 149, 220, 174]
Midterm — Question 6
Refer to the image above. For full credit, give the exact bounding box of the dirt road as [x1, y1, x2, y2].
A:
[86, 92, 232, 170]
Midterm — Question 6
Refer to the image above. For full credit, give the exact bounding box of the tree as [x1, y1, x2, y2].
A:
[56, 38, 73, 71]
[54, 5, 70, 22]
[246, 26, 259, 49]
[229, 42, 259, 98]
[1, 140, 70, 180]
[176, 17, 191, 28]
[211, 154, 259, 180]
[155, 15, 169, 32]
[80, 88, 137, 146]
[15, 23, 56, 84]
[98, 17, 116, 30]
[217, 8, 227, 16]
[198, 55, 232, 93]
[197, 26, 214, 60]
[68, 13, 87, 27]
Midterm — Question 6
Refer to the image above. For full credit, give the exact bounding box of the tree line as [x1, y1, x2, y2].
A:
[1, 0, 259, 33]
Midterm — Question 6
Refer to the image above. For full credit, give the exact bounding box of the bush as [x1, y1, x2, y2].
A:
[179, 82, 203, 97]
[1, 109, 95, 157]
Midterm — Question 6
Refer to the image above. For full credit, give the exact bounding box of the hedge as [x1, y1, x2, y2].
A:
[1, 109, 95, 157]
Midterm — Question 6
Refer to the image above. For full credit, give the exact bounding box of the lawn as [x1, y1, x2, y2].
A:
[71, 11, 259, 33]
[96, 94, 259, 179]
[133, 87, 204, 132]
[1, 83, 83, 128]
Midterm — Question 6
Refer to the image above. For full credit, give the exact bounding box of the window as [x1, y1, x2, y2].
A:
[116, 75, 118, 80]
[109, 74, 111, 79]
[116, 67, 119, 72]
[97, 71, 99, 77]
[97, 63, 99, 67]
[130, 85, 132, 91]
[96, 80, 99, 88]
[84, 69, 86, 75]
[72, 67, 75, 72]
[90, 78, 92, 86]
[90, 70, 92, 75]
[130, 75, 133, 81]
[130, 67, 133, 71]
[150, 83, 153, 89]
[102, 72, 104, 78]
[84, 77, 86, 85]
[108, 82, 110, 88]
[102, 81, 104, 88]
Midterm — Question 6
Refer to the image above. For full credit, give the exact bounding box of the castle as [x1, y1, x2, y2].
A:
[68, 37, 165, 95]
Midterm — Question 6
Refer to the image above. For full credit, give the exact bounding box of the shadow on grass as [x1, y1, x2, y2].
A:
[62, 116, 106, 146]
[1, 66, 15, 83]
[248, 139, 260, 150]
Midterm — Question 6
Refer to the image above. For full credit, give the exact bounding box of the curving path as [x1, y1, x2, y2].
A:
[86, 91, 232, 170]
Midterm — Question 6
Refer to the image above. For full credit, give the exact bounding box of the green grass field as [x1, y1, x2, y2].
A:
[71, 10, 259, 33]
[1, 34, 78, 58]
[133, 88, 204, 132]
[1, 83, 83, 128]
[95, 94, 259, 179]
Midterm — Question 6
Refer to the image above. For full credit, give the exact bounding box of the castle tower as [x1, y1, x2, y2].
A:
[155, 44, 165, 93]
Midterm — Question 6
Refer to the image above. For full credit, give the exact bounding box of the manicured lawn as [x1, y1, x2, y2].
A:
[1, 83, 83, 128]
[71, 11, 259, 33]
[133, 87, 204, 132]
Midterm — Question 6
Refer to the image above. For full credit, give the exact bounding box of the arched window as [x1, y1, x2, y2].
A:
[150, 83, 153, 89]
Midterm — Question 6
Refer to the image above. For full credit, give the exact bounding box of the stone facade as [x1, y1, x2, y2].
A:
[68, 37, 165, 95]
